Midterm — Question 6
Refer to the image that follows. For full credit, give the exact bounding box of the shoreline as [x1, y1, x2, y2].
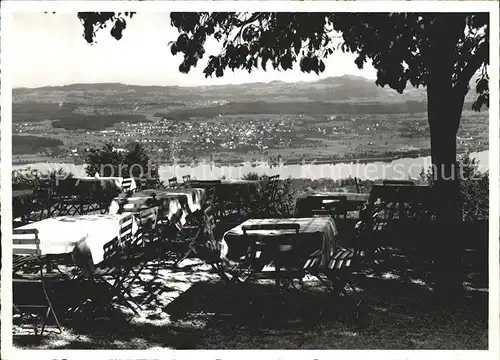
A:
[12, 147, 487, 168]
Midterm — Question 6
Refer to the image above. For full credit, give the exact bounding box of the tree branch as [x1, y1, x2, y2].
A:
[236, 13, 263, 43]
[455, 41, 488, 92]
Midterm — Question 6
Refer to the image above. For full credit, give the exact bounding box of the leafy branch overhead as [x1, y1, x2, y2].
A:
[77, 12, 135, 42]
[77, 12, 489, 112]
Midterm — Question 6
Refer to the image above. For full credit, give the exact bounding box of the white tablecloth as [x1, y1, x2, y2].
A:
[108, 188, 206, 228]
[222, 217, 338, 267]
[14, 214, 138, 266]
[78, 177, 137, 192]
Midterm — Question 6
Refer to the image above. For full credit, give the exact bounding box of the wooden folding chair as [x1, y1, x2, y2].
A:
[172, 211, 204, 267]
[262, 175, 281, 217]
[171, 183, 220, 263]
[135, 206, 160, 246]
[90, 215, 140, 314]
[239, 223, 305, 290]
[120, 207, 160, 287]
[188, 205, 231, 283]
[13, 229, 64, 336]
[302, 232, 365, 319]
[203, 186, 217, 211]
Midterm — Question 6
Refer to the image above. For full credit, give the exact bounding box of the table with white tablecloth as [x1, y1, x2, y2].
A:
[14, 214, 138, 274]
[108, 188, 206, 228]
[294, 191, 370, 217]
[50, 177, 137, 216]
[221, 217, 338, 269]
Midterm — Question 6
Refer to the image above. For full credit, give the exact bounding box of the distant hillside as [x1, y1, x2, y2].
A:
[13, 135, 63, 155]
[13, 102, 147, 130]
[12, 74, 484, 130]
[13, 75, 429, 104]
[13, 74, 482, 104]
[156, 100, 429, 121]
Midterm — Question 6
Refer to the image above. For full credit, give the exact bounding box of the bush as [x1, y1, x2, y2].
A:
[241, 172, 297, 217]
[459, 154, 488, 221]
[419, 153, 488, 221]
[12, 167, 73, 190]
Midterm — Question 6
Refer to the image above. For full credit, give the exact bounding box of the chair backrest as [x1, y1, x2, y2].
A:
[132, 177, 148, 190]
[354, 177, 360, 193]
[265, 175, 280, 195]
[305, 195, 347, 218]
[382, 180, 415, 186]
[133, 206, 159, 245]
[169, 177, 178, 187]
[100, 216, 135, 261]
[306, 195, 346, 202]
[13, 228, 41, 256]
[138, 206, 159, 229]
[34, 180, 53, 197]
[122, 178, 134, 193]
[118, 215, 135, 245]
[311, 209, 332, 218]
[203, 205, 216, 234]
[203, 186, 216, 208]
[242, 222, 300, 236]
[242, 223, 301, 261]
[189, 180, 221, 189]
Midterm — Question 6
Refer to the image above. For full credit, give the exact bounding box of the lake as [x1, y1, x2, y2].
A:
[13, 150, 489, 182]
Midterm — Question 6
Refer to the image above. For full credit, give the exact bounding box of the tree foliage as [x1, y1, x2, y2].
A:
[84, 142, 160, 184]
[419, 153, 489, 221]
[78, 12, 487, 113]
[77, 12, 489, 112]
[12, 168, 73, 190]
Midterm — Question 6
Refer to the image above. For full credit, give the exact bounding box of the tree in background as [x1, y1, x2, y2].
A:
[76, 12, 489, 294]
[125, 142, 161, 186]
[85, 142, 124, 177]
[85, 142, 160, 185]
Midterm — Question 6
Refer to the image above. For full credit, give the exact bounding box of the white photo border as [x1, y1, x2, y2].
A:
[1, 1, 499, 360]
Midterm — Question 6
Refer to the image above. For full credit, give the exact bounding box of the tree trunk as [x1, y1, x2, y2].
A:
[427, 88, 464, 295]
[426, 15, 467, 295]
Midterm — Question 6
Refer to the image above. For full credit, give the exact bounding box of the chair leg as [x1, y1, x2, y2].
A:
[112, 273, 142, 314]
[212, 262, 231, 284]
[94, 273, 141, 315]
[40, 307, 51, 336]
[41, 287, 63, 335]
[13, 305, 39, 336]
[174, 240, 198, 267]
[32, 313, 39, 336]
[120, 263, 150, 306]
[174, 249, 192, 267]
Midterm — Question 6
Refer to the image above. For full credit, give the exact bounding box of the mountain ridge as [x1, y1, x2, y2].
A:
[13, 74, 481, 106]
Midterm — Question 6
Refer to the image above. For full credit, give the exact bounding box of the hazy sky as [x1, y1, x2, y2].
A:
[13, 12, 377, 88]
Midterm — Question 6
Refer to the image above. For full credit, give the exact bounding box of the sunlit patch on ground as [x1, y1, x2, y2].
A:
[12, 255, 488, 350]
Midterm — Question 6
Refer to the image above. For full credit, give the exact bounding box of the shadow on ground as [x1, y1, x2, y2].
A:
[12, 253, 488, 349]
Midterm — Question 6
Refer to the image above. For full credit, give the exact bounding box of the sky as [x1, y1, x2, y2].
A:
[12, 12, 377, 88]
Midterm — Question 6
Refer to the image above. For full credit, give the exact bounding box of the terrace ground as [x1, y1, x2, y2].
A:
[12, 220, 488, 350]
